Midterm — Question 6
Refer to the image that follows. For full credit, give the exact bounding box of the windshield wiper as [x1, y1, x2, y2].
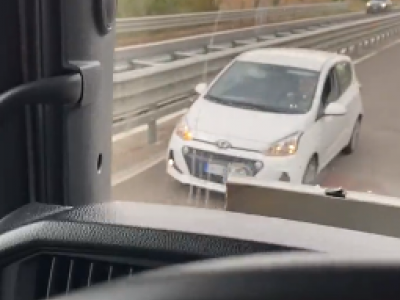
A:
[233, 102, 281, 112]
[204, 94, 253, 109]
[226, 101, 293, 113]
[204, 94, 229, 103]
[206, 95, 266, 110]
[205, 95, 296, 113]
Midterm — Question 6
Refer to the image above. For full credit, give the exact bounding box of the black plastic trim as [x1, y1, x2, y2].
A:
[0, 219, 303, 268]
[0, 73, 82, 118]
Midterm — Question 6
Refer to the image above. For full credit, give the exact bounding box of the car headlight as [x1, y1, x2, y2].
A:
[264, 132, 303, 156]
[175, 118, 193, 141]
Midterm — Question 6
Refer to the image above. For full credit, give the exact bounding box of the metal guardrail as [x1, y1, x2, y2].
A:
[115, 2, 348, 34]
[114, 11, 370, 72]
[112, 12, 400, 143]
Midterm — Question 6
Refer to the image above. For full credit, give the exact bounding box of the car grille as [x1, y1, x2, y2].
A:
[183, 147, 259, 184]
[370, 3, 383, 8]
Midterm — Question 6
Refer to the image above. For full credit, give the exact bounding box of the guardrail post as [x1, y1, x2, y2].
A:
[354, 42, 362, 58]
[362, 40, 367, 53]
[147, 104, 157, 144]
[377, 33, 381, 45]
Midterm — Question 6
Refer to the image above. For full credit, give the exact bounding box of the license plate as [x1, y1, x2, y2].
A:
[204, 163, 226, 176]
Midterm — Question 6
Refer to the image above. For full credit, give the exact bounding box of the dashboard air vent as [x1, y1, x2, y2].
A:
[31, 254, 151, 299]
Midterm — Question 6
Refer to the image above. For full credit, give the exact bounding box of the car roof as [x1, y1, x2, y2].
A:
[236, 48, 348, 71]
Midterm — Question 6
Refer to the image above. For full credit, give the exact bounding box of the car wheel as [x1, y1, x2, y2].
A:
[302, 156, 318, 185]
[343, 119, 361, 155]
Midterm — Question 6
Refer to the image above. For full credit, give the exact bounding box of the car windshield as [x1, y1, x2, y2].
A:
[111, 0, 400, 221]
[205, 61, 319, 114]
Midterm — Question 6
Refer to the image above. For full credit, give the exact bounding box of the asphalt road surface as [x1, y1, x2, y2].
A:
[112, 40, 400, 208]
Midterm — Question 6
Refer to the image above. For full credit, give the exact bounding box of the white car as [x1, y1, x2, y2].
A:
[166, 48, 363, 193]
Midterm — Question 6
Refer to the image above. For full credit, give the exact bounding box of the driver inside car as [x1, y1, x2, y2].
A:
[285, 74, 317, 110]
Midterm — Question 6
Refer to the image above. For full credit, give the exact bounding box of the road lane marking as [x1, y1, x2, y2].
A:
[112, 153, 165, 186]
[112, 38, 400, 186]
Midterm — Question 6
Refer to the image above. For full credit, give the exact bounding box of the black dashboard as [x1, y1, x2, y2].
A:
[1, 201, 400, 300]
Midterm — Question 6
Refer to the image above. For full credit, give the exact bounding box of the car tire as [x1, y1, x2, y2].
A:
[302, 156, 318, 185]
[343, 119, 361, 155]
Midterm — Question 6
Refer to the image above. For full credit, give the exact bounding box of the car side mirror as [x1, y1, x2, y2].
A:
[324, 102, 347, 116]
[195, 83, 207, 95]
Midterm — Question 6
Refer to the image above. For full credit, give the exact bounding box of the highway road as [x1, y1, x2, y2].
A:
[112, 39, 400, 209]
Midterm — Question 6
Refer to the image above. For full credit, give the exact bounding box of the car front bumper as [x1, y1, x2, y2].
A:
[366, 5, 388, 13]
[166, 133, 309, 193]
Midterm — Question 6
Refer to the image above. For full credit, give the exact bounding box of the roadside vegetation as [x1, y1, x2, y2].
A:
[117, 0, 400, 17]
[117, 0, 219, 18]
[117, 0, 345, 18]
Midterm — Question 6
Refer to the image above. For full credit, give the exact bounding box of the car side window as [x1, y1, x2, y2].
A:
[335, 62, 353, 94]
[321, 68, 339, 107]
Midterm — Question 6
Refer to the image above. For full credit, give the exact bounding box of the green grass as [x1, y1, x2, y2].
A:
[116, 0, 376, 18]
[117, 0, 219, 18]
